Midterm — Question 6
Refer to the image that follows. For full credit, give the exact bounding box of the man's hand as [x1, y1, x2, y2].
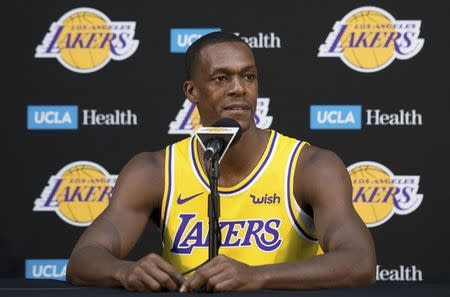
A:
[116, 253, 184, 292]
[180, 255, 264, 292]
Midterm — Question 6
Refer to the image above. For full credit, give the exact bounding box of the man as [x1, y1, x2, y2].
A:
[67, 32, 376, 292]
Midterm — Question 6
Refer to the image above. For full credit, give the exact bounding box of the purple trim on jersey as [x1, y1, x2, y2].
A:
[287, 141, 317, 241]
[191, 132, 278, 195]
[191, 137, 204, 186]
[161, 145, 173, 241]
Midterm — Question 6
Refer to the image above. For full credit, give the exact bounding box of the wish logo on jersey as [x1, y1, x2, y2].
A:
[168, 98, 273, 135]
[171, 214, 282, 254]
[318, 7, 424, 72]
[348, 161, 423, 227]
[33, 161, 118, 226]
[35, 7, 139, 73]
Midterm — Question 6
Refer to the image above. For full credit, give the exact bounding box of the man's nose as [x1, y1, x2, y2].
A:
[227, 76, 246, 96]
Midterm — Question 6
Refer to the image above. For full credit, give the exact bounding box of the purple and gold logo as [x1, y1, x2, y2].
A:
[35, 7, 139, 73]
[33, 161, 118, 226]
[318, 7, 424, 72]
[348, 161, 423, 227]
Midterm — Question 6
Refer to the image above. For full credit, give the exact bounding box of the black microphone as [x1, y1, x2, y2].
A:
[196, 118, 242, 162]
[204, 138, 224, 161]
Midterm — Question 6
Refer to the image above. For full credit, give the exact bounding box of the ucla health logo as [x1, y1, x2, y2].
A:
[35, 7, 139, 73]
[170, 28, 221, 53]
[318, 7, 424, 72]
[28, 105, 139, 130]
[28, 105, 78, 130]
[169, 98, 273, 135]
[25, 259, 68, 281]
[33, 161, 118, 226]
[310, 105, 361, 130]
[348, 161, 423, 227]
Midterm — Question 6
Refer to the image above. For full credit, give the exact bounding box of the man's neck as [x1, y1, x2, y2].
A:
[198, 126, 270, 188]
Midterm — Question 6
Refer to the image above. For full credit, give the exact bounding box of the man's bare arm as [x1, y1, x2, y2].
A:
[255, 145, 376, 289]
[67, 151, 184, 291]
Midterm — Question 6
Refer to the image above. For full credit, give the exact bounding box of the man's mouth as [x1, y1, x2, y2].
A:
[224, 104, 250, 111]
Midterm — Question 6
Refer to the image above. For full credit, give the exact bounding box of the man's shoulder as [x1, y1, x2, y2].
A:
[129, 150, 166, 169]
[119, 150, 167, 184]
[289, 143, 352, 212]
[111, 149, 167, 210]
[300, 146, 349, 194]
[296, 145, 346, 184]
[300, 145, 344, 172]
[126, 136, 193, 172]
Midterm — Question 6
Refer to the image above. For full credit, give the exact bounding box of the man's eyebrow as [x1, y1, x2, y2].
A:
[210, 64, 257, 75]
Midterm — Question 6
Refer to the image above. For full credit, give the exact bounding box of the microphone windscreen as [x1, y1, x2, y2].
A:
[212, 118, 241, 145]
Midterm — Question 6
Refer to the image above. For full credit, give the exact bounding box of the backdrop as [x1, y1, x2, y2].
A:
[3, 0, 449, 283]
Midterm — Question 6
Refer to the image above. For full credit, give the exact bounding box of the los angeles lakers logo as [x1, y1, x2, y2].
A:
[318, 7, 424, 72]
[35, 8, 139, 73]
[348, 161, 423, 227]
[168, 98, 273, 135]
[33, 161, 118, 226]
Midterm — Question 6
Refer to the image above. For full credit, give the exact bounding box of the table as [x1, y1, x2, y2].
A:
[0, 279, 449, 296]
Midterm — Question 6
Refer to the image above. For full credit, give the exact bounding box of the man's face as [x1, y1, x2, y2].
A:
[184, 42, 258, 131]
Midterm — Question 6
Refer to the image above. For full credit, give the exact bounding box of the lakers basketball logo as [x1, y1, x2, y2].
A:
[33, 161, 118, 226]
[35, 7, 139, 73]
[318, 7, 424, 72]
[348, 161, 423, 227]
[168, 98, 273, 135]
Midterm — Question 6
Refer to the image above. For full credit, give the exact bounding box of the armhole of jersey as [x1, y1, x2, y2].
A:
[160, 145, 173, 243]
[285, 141, 318, 242]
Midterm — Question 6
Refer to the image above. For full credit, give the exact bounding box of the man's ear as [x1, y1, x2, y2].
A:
[183, 80, 199, 104]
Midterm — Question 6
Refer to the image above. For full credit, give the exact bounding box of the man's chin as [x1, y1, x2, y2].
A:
[221, 108, 252, 119]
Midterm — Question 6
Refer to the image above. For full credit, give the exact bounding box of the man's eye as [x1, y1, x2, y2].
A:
[215, 76, 226, 82]
[244, 74, 255, 81]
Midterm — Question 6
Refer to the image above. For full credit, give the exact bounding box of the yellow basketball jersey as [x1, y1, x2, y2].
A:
[160, 130, 320, 274]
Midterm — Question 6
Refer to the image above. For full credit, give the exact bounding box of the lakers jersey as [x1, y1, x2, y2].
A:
[160, 130, 320, 274]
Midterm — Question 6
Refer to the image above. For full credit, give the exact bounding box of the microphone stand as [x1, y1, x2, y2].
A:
[206, 154, 221, 260]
